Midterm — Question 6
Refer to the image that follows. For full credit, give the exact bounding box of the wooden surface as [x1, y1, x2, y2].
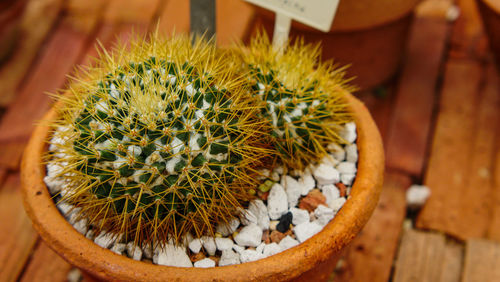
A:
[0, 0, 499, 281]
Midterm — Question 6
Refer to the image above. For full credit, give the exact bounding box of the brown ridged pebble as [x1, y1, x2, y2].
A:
[298, 189, 327, 212]
[335, 183, 347, 197]
[270, 231, 287, 243]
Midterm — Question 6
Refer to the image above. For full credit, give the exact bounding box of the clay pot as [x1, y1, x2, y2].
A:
[477, 0, 500, 66]
[21, 91, 384, 281]
[252, 0, 421, 89]
[0, 0, 27, 63]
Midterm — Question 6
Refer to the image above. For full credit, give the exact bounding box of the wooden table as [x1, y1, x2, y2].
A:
[0, 0, 499, 281]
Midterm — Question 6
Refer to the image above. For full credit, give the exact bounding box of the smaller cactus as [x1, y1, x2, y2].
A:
[235, 33, 354, 169]
[47, 33, 268, 246]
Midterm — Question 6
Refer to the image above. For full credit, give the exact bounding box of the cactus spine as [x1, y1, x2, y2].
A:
[236, 33, 354, 169]
[47, 34, 268, 246]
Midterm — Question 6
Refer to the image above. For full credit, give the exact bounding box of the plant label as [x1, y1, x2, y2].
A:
[244, 0, 340, 32]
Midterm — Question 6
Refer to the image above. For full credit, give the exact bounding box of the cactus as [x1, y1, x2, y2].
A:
[47, 34, 268, 246]
[235, 33, 354, 169]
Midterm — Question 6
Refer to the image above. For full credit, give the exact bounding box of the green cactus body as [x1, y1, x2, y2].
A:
[48, 35, 267, 246]
[238, 34, 354, 168]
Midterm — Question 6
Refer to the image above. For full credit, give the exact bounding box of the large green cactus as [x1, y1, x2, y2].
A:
[236, 33, 354, 169]
[48, 34, 268, 246]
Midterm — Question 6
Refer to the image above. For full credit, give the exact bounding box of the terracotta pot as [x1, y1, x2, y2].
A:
[477, 0, 500, 66]
[0, 0, 27, 63]
[21, 91, 384, 281]
[251, 0, 421, 90]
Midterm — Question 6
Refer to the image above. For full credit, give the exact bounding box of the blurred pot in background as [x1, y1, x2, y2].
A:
[251, 0, 422, 90]
[477, 0, 500, 66]
[0, 0, 27, 64]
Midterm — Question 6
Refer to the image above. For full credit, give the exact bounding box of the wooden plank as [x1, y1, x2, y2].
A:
[462, 239, 500, 282]
[333, 171, 409, 282]
[385, 16, 450, 176]
[487, 67, 500, 241]
[19, 241, 72, 282]
[0, 174, 38, 282]
[216, 0, 257, 46]
[449, 0, 486, 60]
[393, 230, 447, 282]
[104, 0, 163, 24]
[0, 0, 63, 107]
[157, 0, 190, 33]
[440, 241, 464, 282]
[416, 59, 500, 240]
[0, 21, 96, 170]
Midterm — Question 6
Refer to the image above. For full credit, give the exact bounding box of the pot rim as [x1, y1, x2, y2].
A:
[21, 91, 384, 281]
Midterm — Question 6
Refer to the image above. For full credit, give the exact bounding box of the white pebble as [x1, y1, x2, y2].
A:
[271, 171, 280, 181]
[282, 175, 301, 208]
[126, 242, 142, 261]
[219, 249, 241, 266]
[329, 197, 347, 213]
[339, 122, 357, 143]
[336, 162, 357, 175]
[70, 215, 88, 235]
[298, 172, 315, 196]
[234, 224, 262, 247]
[202, 236, 217, 256]
[216, 218, 240, 236]
[321, 155, 339, 167]
[406, 185, 431, 208]
[345, 144, 358, 163]
[240, 249, 265, 263]
[314, 205, 335, 226]
[56, 202, 73, 217]
[94, 232, 117, 249]
[313, 164, 340, 185]
[267, 184, 288, 220]
[188, 238, 202, 253]
[263, 243, 282, 257]
[232, 244, 245, 254]
[111, 243, 126, 255]
[256, 242, 266, 254]
[293, 221, 323, 243]
[328, 143, 346, 161]
[215, 237, 234, 251]
[278, 235, 299, 250]
[322, 184, 340, 204]
[239, 208, 258, 226]
[290, 207, 309, 225]
[194, 258, 216, 268]
[157, 244, 193, 267]
[142, 243, 153, 259]
[248, 200, 270, 230]
[341, 173, 356, 186]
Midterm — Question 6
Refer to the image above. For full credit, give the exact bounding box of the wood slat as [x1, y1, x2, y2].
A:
[104, 0, 163, 24]
[440, 241, 464, 282]
[393, 230, 448, 282]
[488, 107, 500, 241]
[0, 174, 38, 282]
[449, 0, 486, 60]
[0, 0, 63, 107]
[416, 59, 500, 240]
[462, 239, 500, 282]
[217, 0, 257, 46]
[385, 16, 450, 176]
[334, 171, 410, 282]
[157, 0, 190, 33]
[19, 242, 72, 282]
[0, 21, 97, 170]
